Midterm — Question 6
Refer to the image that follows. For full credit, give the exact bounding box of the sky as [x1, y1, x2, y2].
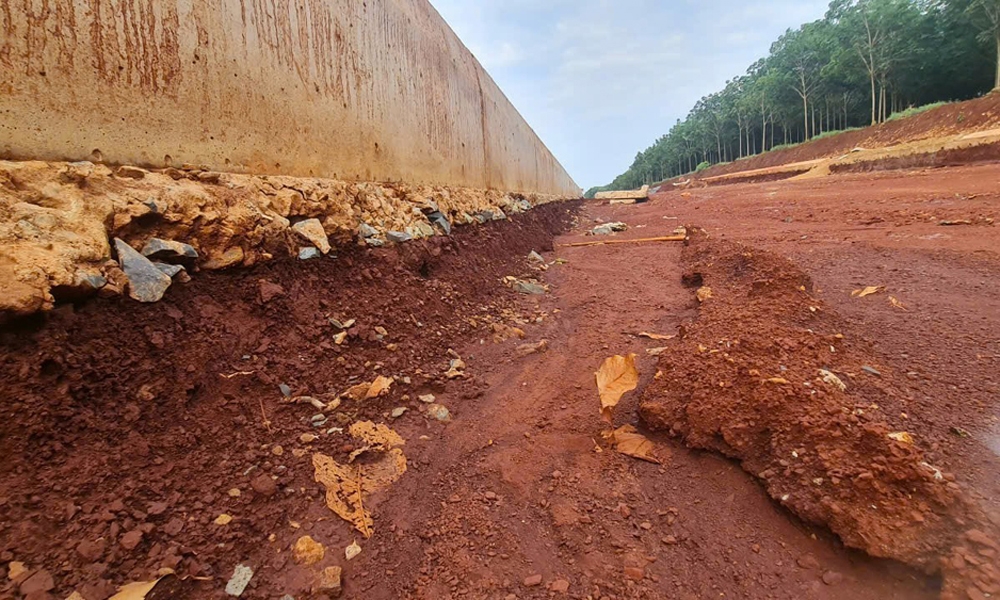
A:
[430, 0, 830, 189]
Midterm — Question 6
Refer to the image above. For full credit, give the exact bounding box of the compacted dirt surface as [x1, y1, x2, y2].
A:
[3, 163, 1000, 600]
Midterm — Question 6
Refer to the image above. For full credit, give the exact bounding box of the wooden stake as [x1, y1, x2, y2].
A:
[559, 234, 686, 248]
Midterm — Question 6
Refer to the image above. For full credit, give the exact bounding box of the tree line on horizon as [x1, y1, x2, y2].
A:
[585, 0, 1000, 198]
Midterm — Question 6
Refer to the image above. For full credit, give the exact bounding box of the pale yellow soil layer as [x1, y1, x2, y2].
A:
[0, 160, 571, 317]
[699, 127, 1000, 184]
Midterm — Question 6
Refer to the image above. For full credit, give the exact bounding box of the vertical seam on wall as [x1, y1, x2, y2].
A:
[474, 63, 492, 191]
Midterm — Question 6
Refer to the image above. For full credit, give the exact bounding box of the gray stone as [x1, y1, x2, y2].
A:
[591, 222, 627, 236]
[358, 223, 380, 238]
[279, 383, 292, 397]
[365, 237, 385, 247]
[861, 366, 882, 377]
[298, 247, 321, 260]
[225, 564, 254, 597]
[141, 238, 198, 263]
[291, 218, 331, 254]
[426, 404, 451, 422]
[114, 239, 172, 303]
[387, 231, 412, 243]
[527, 251, 545, 264]
[513, 280, 546, 295]
[154, 263, 186, 278]
[426, 211, 452, 235]
[391, 407, 408, 418]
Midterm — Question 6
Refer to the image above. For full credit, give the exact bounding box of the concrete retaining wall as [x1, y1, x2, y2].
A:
[0, 0, 579, 197]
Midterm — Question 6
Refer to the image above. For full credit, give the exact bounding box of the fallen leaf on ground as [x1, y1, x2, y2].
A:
[343, 382, 372, 401]
[611, 425, 662, 464]
[696, 287, 713, 302]
[889, 296, 908, 310]
[767, 377, 789, 385]
[333, 331, 348, 345]
[108, 575, 179, 600]
[365, 376, 393, 399]
[646, 347, 668, 356]
[348, 421, 405, 453]
[638, 332, 674, 341]
[596, 354, 639, 423]
[346, 540, 362, 560]
[851, 286, 884, 298]
[7, 561, 26, 580]
[214, 514, 233, 525]
[314, 422, 408, 537]
[888, 432, 915, 444]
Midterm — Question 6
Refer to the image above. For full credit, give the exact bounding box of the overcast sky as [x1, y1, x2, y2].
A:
[430, 0, 829, 189]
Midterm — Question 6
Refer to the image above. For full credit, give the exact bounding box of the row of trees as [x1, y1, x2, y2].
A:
[586, 0, 999, 197]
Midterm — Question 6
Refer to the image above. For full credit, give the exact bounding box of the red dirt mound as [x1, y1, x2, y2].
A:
[0, 202, 578, 600]
[694, 94, 1000, 180]
[638, 229, 999, 600]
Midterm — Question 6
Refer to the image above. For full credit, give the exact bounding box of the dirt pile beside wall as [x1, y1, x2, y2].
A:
[639, 230, 999, 600]
[0, 202, 577, 600]
[0, 160, 573, 319]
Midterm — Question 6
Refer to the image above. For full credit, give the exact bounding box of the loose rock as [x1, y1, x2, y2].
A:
[114, 239, 172, 303]
[591, 222, 627, 235]
[225, 564, 254, 597]
[18, 569, 54, 596]
[314, 566, 343, 597]
[250, 473, 278, 497]
[141, 238, 198, 263]
[292, 536, 326, 566]
[154, 263, 186, 279]
[291, 219, 331, 254]
[523, 574, 542, 587]
[426, 404, 452, 422]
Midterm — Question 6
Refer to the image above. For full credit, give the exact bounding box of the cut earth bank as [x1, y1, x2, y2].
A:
[0, 160, 569, 320]
[2, 162, 999, 600]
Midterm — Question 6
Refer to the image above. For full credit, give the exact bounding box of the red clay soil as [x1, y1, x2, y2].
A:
[639, 230, 998, 599]
[693, 93, 1000, 180]
[4, 161, 1000, 600]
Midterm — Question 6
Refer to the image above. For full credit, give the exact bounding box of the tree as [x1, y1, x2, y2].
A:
[969, 0, 1000, 88]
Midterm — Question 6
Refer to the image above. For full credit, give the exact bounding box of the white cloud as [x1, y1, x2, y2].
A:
[431, 0, 829, 188]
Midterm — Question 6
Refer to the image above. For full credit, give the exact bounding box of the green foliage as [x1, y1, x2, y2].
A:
[589, 0, 994, 194]
[886, 101, 951, 121]
[695, 161, 712, 172]
[811, 126, 864, 140]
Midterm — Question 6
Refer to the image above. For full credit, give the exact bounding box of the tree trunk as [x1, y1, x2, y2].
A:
[802, 94, 810, 141]
[995, 28, 1000, 90]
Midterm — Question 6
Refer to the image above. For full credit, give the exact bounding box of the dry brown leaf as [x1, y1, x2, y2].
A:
[365, 376, 394, 399]
[645, 347, 668, 356]
[696, 286, 713, 302]
[108, 575, 178, 600]
[313, 454, 374, 537]
[214, 514, 233, 525]
[851, 286, 883, 298]
[596, 354, 639, 423]
[638, 332, 675, 341]
[611, 425, 661, 464]
[345, 540, 362, 561]
[343, 382, 372, 402]
[349, 421, 405, 449]
[313, 422, 407, 538]
[889, 296, 908, 310]
[767, 377, 789, 385]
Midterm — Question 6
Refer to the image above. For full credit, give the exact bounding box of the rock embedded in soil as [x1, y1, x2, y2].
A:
[18, 569, 54, 596]
[250, 473, 278, 496]
[291, 218, 331, 254]
[292, 535, 326, 566]
[225, 564, 254, 597]
[114, 238, 172, 302]
[299, 247, 321, 260]
[523, 574, 542, 587]
[314, 566, 343, 597]
[119, 530, 144, 550]
[141, 238, 198, 263]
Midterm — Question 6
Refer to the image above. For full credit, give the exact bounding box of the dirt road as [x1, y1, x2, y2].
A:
[2, 163, 999, 599]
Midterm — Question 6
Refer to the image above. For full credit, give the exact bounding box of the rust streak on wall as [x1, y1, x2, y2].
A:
[0, 0, 579, 196]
